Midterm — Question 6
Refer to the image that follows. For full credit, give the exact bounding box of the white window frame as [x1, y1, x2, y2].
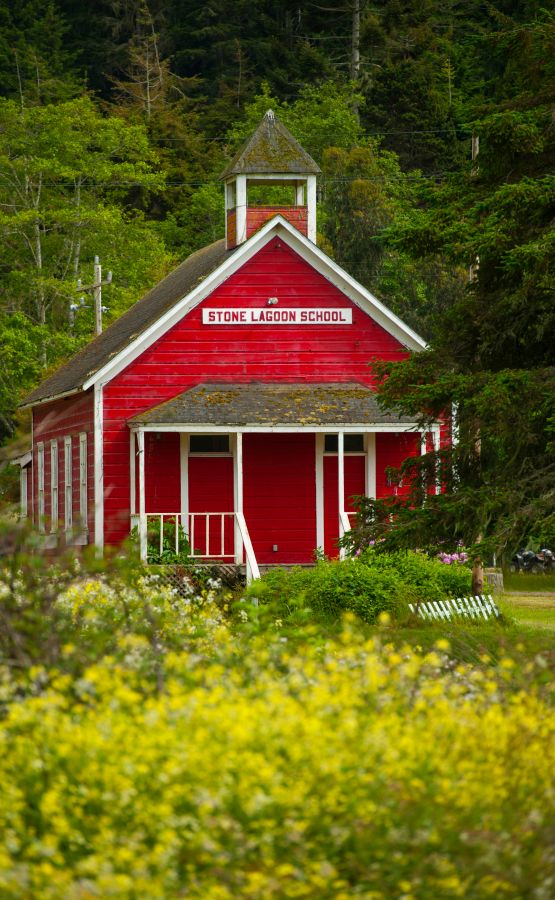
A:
[79, 432, 88, 530]
[50, 440, 58, 532]
[64, 436, 73, 531]
[188, 434, 232, 457]
[37, 442, 45, 532]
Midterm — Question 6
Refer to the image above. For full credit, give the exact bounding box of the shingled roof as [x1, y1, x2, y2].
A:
[128, 383, 416, 428]
[22, 240, 233, 407]
[220, 110, 321, 179]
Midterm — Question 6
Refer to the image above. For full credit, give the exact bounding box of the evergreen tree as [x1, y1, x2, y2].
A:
[347, 5, 555, 558]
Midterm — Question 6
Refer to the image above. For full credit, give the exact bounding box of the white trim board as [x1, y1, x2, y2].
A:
[129, 422, 422, 434]
[83, 216, 426, 393]
[94, 384, 104, 553]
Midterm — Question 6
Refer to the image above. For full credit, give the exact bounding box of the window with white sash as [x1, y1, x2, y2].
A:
[37, 443, 45, 532]
[79, 433, 88, 529]
[64, 436, 73, 530]
[50, 440, 58, 532]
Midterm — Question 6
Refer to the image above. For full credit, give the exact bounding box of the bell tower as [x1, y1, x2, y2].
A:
[220, 110, 320, 249]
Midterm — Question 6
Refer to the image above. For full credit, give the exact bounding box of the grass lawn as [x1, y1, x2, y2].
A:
[499, 590, 555, 631]
[503, 571, 555, 592]
[370, 585, 555, 667]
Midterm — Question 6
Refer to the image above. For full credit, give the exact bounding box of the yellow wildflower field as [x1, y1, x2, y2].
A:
[0, 582, 553, 898]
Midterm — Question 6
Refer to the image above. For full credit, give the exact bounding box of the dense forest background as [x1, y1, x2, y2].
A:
[1, 0, 554, 550]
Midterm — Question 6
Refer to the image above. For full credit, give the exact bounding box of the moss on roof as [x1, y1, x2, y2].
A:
[128, 382, 416, 427]
[220, 111, 320, 179]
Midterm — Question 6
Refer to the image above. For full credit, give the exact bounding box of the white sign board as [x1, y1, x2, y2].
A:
[202, 307, 352, 325]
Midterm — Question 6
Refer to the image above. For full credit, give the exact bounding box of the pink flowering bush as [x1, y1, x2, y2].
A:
[438, 550, 469, 565]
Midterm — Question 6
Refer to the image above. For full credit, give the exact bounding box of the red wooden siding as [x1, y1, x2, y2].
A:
[323, 455, 366, 558]
[144, 433, 180, 513]
[103, 238, 409, 545]
[226, 208, 308, 249]
[33, 392, 95, 539]
[376, 433, 419, 498]
[243, 434, 315, 564]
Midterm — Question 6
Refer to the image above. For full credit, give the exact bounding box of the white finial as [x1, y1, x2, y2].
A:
[266, 109, 275, 121]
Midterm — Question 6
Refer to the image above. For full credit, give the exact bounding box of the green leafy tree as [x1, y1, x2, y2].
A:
[0, 95, 169, 437]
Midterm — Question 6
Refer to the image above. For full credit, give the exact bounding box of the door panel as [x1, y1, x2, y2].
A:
[244, 434, 316, 564]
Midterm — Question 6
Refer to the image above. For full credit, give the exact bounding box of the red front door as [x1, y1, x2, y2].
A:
[243, 434, 316, 565]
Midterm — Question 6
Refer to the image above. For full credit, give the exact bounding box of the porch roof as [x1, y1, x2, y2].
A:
[128, 382, 416, 428]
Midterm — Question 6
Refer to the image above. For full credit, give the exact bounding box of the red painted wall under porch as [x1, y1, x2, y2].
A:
[324, 455, 366, 558]
[102, 237, 410, 546]
[32, 391, 95, 539]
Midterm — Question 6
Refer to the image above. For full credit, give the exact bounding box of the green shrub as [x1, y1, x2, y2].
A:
[245, 551, 471, 626]
[246, 558, 407, 624]
[359, 549, 471, 602]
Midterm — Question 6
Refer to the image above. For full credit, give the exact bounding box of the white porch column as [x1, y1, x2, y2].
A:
[129, 430, 136, 520]
[180, 434, 189, 532]
[235, 176, 247, 245]
[306, 175, 317, 243]
[295, 181, 304, 205]
[432, 426, 441, 494]
[365, 433, 376, 499]
[315, 433, 325, 551]
[338, 431, 346, 558]
[233, 432, 244, 564]
[137, 429, 147, 562]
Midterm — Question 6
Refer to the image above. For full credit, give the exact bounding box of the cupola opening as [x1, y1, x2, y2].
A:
[220, 110, 320, 249]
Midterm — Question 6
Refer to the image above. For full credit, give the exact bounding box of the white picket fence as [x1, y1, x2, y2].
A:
[409, 594, 500, 622]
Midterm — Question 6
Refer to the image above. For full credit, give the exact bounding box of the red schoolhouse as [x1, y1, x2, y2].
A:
[21, 111, 436, 579]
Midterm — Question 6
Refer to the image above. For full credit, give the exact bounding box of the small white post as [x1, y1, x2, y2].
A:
[295, 181, 305, 205]
[233, 432, 244, 564]
[137, 429, 147, 562]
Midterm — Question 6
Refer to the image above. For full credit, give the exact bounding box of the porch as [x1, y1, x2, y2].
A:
[128, 383, 436, 582]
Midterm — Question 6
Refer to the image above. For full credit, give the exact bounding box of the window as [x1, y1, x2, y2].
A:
[324, 434, 365, 453]
[64, 436, 73, 530]
[189, 435, 230, 453]
[79, 433, 88, 529]
[37, 443, 45, 532]
[50, 440, 58, 532]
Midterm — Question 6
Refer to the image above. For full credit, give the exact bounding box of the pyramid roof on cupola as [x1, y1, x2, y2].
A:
[220, 110, 321, 179]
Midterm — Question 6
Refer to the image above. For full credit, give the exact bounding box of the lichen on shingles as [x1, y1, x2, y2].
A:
[220, 111, 320, 179]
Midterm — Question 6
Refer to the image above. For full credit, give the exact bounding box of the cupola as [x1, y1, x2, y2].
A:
[220, 110, 320, 249]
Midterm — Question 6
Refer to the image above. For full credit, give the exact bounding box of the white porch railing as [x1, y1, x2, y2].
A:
[133, 511, 260, 583]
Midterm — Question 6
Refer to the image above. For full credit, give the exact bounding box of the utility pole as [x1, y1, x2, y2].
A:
[76, 256, 112, 335]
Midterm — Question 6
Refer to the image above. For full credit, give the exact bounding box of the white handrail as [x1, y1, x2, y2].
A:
[339, 510, 351, 560]
[235, 511, 260, 583]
